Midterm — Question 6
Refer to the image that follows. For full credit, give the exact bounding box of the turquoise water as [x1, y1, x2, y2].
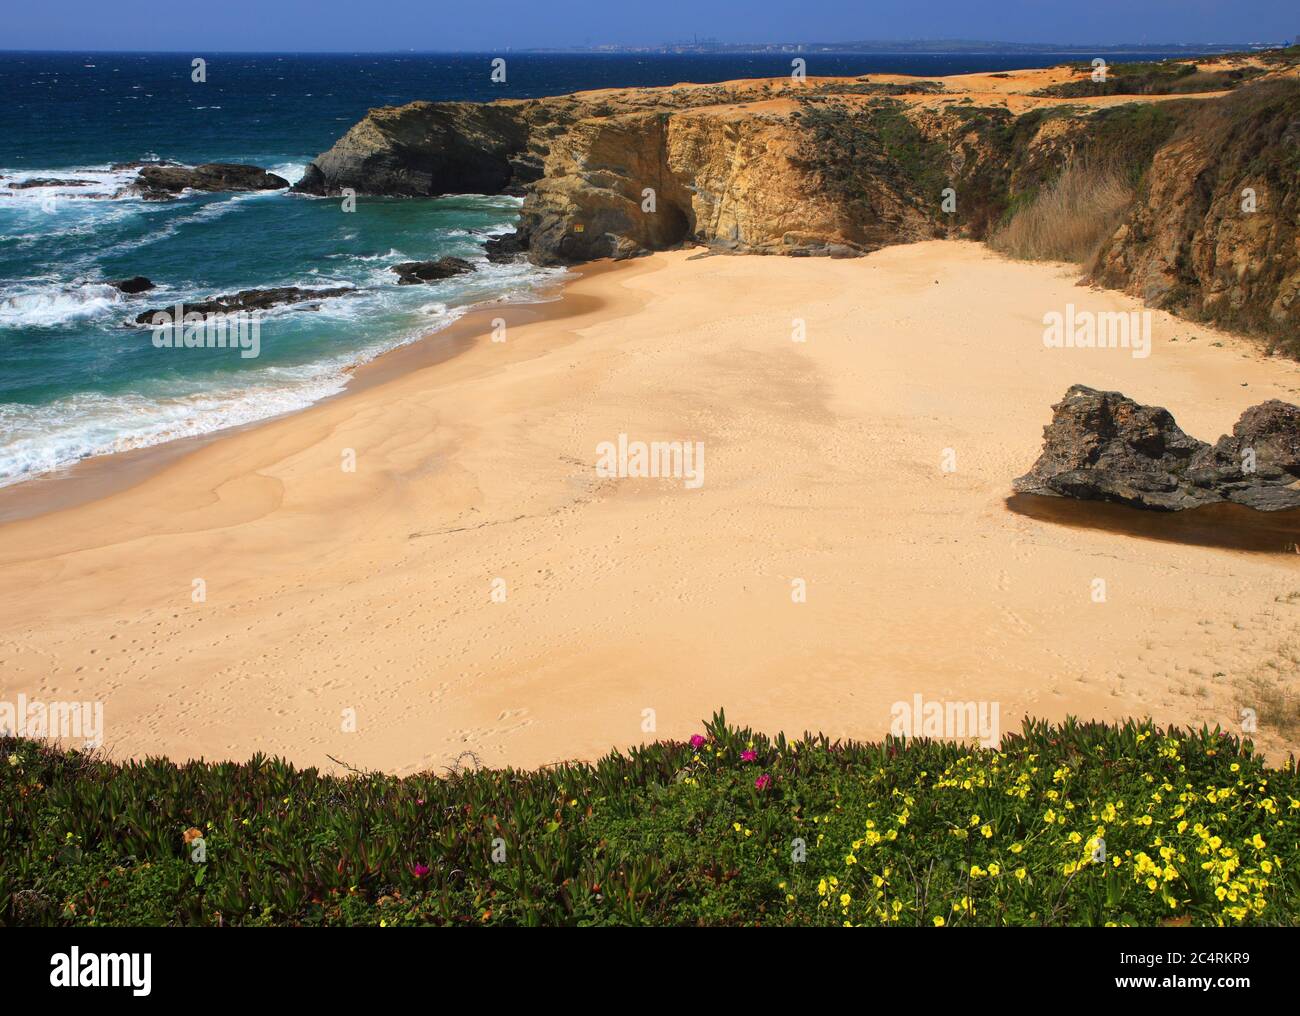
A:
[0, 50, 1200, 487]
[0, 180, 558, 484]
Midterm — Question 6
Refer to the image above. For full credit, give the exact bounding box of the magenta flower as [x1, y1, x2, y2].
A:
[755, 774, 772, 790]
[411, 863, 430, 878]
[689, 734, 706, 749]
[741, 749, 757, 762]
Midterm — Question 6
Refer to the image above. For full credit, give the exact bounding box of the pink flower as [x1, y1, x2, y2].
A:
[689, 734, 706, 749]
[754, 774, 772, 790]
[741, 749, 757, 762]
[411, 863, 430, 878]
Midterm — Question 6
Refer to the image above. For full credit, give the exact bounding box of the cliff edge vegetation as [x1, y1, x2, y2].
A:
[4, 715, 1296, 926]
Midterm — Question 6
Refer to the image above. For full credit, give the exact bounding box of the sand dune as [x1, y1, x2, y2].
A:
[1, 240, 1298, 772]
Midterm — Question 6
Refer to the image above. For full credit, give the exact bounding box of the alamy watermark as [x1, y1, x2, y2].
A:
[890, 694, 1000, 748]
[595, 433, 705, 489]
[150, 304, 261, 359]
[0, 694, 103, 748]
[1043, 304, 1150, 359]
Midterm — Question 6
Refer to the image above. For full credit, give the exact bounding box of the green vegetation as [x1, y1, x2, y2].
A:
[1081, 102, 1182, 180]
[814, 79, 946, 97]
[792, 99, 950, 212]
[1032, 60, 1264, 99]
[3, 715, 1296, 926]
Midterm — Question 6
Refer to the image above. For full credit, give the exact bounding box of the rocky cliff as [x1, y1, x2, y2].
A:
[297, 51, 1300, 345]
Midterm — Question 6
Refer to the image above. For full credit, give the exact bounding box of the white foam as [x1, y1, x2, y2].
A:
[0, 283, 125, 328]
[0, 166, 140, 204]
[268, 162, 308, 185]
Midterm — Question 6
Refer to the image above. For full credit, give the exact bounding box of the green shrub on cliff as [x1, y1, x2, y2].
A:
[792, 99, 950, 213]
[2, 715, 1296, 927]
[1033, 61, 1263, 99]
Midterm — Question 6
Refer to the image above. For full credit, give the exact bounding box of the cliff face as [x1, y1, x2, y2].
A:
[296, 78, 1088, 261]
[521, 107, 871, 262]
[297, 56, 1300, 345]
[1091, 81, 1300, 348]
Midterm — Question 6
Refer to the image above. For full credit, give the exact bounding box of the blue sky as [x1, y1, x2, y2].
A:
[4, 0, 1296, 51]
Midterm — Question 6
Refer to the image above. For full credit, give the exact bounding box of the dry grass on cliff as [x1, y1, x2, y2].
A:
[990, 159, 1133, 264]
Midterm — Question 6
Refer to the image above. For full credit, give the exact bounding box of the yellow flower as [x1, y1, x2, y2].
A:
[1015, 867, 1027, 881]
[933, 916, 945, 927]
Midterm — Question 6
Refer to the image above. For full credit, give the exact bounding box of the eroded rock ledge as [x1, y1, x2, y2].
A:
[1014, 385, 1300, 511]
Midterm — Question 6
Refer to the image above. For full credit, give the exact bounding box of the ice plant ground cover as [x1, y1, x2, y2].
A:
[1, 713, 1296, 926]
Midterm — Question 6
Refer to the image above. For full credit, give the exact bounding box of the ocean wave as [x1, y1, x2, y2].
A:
[0, 303, 464, 487]
[0, 283, 125, 328]
[0, 204, 567, 487]
[0, 165, 140, 204]
[0, 377, 352, 488]
[268, 162, 308, 185]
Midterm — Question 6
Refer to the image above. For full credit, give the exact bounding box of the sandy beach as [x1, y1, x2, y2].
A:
[2, 239, 1298, 772]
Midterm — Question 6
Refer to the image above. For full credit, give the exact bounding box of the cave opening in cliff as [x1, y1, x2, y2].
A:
[655, 200, 693, 249]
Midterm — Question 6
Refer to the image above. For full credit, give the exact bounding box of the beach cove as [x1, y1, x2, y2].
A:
[1, 239, 1297, 772]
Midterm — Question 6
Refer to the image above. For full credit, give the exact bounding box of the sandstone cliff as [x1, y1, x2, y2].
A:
[297, 51, 1300, 347]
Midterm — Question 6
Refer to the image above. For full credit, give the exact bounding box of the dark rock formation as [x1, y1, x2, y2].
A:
[7, 178, 98, 189]
[107, 276, 155, 295]
[134, 286, 354, 324]
[293, 102, 535, 198]
[483, 231, 527, 264]
[1014, 385, 1300, 511]
[130, 163, 290, 199]
[390, 257, 474, 284]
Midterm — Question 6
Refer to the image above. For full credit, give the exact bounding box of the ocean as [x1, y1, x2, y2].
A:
[0, 50, 1194, 488]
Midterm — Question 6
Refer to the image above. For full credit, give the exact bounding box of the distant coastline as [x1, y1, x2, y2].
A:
[0, 39, 1288, 55]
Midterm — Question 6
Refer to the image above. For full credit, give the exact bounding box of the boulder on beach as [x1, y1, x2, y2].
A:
[390, 257, 475, 284]
[1014, 384, 1300, 512]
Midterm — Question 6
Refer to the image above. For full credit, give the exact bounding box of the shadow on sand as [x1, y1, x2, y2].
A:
[1006, 494, 1300, 555]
